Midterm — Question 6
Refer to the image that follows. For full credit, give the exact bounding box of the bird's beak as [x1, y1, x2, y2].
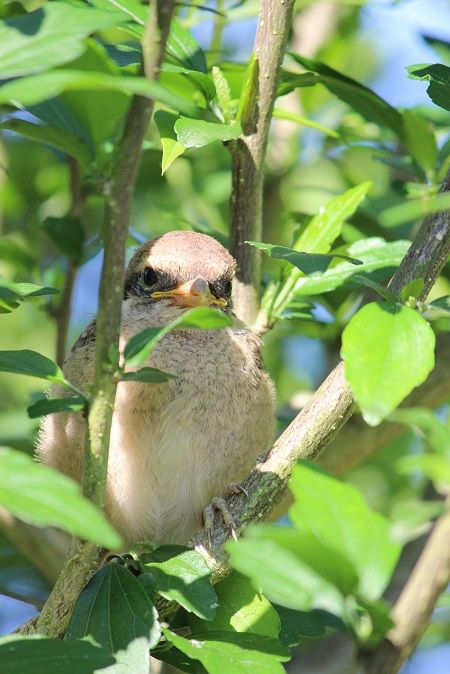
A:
[151, 277, 227, 308]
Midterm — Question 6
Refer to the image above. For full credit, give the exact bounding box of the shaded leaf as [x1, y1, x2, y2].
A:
[1, 119, 91, 170]
[274, 606, 332, 646]
[0, 636, 115, 674]
[68, 563, 160, 654]
[408, 63, 450, 113]
[42, 216, 85, 264]
[0, 282, 59, 314]
[124, 307, 231, 367]
[248, 242, 362, 274]
[0, 447, 122, 549]
[143, 545, 217, 621]
[402, 110, 438, 177]
[175, 117, 241, 149]
[121, 367, 176, 383]
[341, 302, 435, 425]
[27, 396, 87, 419]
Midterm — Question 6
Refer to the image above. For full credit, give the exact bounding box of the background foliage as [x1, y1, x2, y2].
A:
[0, 0, 450, 673]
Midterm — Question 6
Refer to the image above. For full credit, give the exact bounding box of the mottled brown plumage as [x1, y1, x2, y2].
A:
[37, 231, 275, 546]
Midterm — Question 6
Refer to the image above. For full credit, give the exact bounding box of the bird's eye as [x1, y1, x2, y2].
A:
[143, 267, 158, 286]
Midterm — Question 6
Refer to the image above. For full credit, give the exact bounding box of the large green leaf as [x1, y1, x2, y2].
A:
[0, 70, 199, 117]
[0, 447, 122, 549]
[0, 637, 115, 674]
[341, 302, 435, 425]
[286, 55, 404, 137]
[408, 63, 450, 113]
[289, 462, 401, 602]
[0, 2, 127, 78]
[163, 629, 290, 674]
[142, 546, 217, 621]
[0, 282, 59, 314]
[175, 117, 241, 149]
[227, 527, 349, 617]
[293, 238, 410, 296]
[189, 572, 281, 638]
[124, 307, 231, 367]
[248, 242, 362, 274]
[68, 562, 160, 659]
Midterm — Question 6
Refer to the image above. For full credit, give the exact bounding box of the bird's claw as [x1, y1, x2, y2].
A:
[203, 496, 238, 546]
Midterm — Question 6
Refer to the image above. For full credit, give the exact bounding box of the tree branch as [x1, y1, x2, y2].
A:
[229, 0, 295, 325]
[186, 167, 450, 601]
[360, 497, 450, 674]
[33, 0, 176, 638]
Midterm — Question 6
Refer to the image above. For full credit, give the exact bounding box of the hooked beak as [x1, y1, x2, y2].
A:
[151, 277, 227, 308]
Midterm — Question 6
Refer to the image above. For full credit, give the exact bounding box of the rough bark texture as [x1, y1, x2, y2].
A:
[229, 0, 295, 325]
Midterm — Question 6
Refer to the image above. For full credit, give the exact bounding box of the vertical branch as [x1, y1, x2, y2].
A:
[54, 158, 83, 367]
[229, 0, 295, 325]
[34, 0, 177, 638]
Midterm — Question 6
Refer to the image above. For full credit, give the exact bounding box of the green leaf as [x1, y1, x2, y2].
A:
[0, 120, 92, 170]
[0, 70, 199, 117]
[68, 563, 160, 657]
[266, 182, 372, 320]
[190, 572, 280, 638]
[0, 447, 122, 549]
[154, 110, 185, 174]
[227, 527, 349, 617]
[400, 278, 425, 303]
[248, 242, 362, 274]
[42, 216, 85, 264]
[408, 63, 450, 113]
[212, 66, 233, 124]
[341, 302, 435, 425]
[27, 396, 87, 419]
[423, 295, 450, 320]
[163, 629, 290, 674]
[275, 607, 330, 646]
[0, 239, 36, 271]
[124, 307, 231, 367]
[175, 117, 241, 149]
[378, 191, 450, 228]
[0, 282, 59, 314]
[0, 2, 128, 78]
[287, 55, 404, 137]
[0, 349, 69, 387]
[390, 407, 450, 456]
[396, 454, 450, 488]
[121, 367, 176, 383]
[294, 238, 410, 296]
[162, 63, 216, 103]
[167, 19, 208, 73]
[0, 636, 115, 674]
[289, 462, 401, 602]
[142, 545, 217, 621]
[402, 110, 438, 177]
[345, 275, 397, 302]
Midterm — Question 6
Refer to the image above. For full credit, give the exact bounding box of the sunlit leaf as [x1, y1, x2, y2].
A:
[0, 448, 122, 549]
[154, 110, 185, 174]
[175, 117, 241, 148]
[341, 302, 435, 425]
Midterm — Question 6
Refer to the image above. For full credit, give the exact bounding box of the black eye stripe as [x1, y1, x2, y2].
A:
[209, 277, 232, 298]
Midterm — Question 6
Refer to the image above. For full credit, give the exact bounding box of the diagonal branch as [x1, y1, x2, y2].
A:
[187, 166, 450, 593]
[229, 0, 295, 325]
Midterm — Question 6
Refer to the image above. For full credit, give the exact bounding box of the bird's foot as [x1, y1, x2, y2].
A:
[203, 482, 249, 546]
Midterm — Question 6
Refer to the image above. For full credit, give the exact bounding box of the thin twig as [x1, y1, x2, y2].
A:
[34, 0, 177, 638]
[229, 0, 295, 325]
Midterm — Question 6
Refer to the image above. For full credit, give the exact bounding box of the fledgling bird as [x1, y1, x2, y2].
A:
[37, 231, 275, 547]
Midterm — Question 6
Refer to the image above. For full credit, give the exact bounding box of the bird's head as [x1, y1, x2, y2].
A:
[124, 231, 236, 314]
